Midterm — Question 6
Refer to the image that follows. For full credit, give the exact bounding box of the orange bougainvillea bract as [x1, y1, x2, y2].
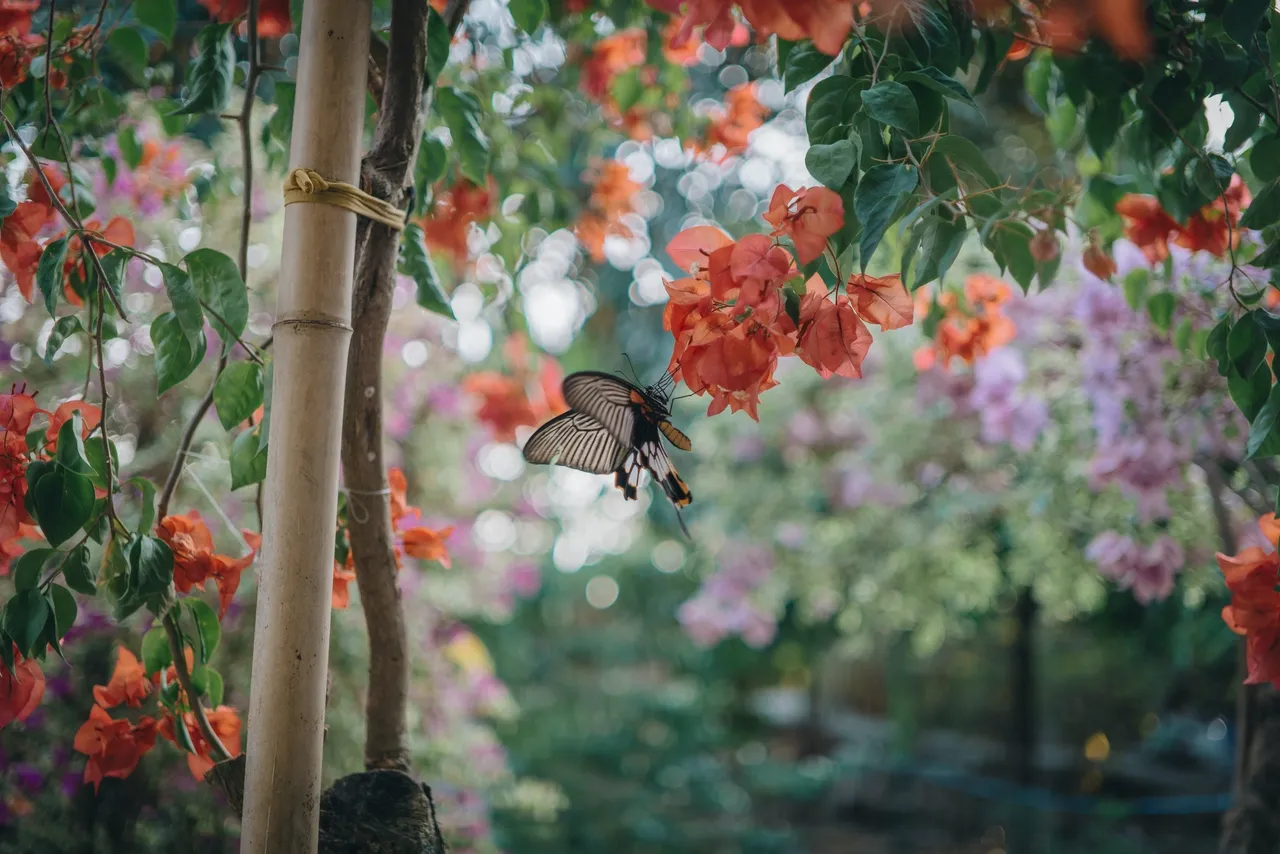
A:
[157, 512, 259, 617]
[160, 705, 243, 780]
[913, 275, 1017, 371]
[575, 160, 643, 263]
[662, 195, 916, 419]
[74, 704, 159, 792]
[0, 646, 44, 731]
[1218, 514, 1280, 687]
[196, 0, 292, 36]
[651, 0, 853, 57]
[763, 184, 844, 266]
[1116, 176, 1251, 265]
[93, 647, 152, 709]
[421, 179, 493, 269]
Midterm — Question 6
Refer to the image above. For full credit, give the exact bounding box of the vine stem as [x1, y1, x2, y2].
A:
[162, 611, 231, 764]
[155, 0, 262, 773]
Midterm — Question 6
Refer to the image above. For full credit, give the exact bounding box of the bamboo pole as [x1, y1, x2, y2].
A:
[239, 3, 372, 852]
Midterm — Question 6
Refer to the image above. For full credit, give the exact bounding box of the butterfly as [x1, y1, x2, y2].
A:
[522, 370, 693, 535]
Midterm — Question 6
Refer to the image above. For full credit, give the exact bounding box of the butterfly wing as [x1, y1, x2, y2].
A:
[522, 410, 628, 474]
[562, 371, 643, 446]
[612, 419, 693, 508]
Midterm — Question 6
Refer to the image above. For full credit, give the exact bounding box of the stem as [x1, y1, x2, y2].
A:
[155, 0, 263, 521]
[162, 611, 231, 764]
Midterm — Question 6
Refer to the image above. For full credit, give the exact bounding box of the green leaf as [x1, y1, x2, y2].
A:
[151, 311, 208, 394]
[1122, 268, 1148, 312]
[611, 68, 644, 114]
[509, 0, 547, 32]
[927, 134, 1002, 190]
[128, 535, 174, 599]
[1225, 0, 1271, 45]
[33, 466, 95, 547]
[427, 7, 452, 83]
[782, 283, 801, 327]
[36, 237, 68, 317]
[118, 126, 144, 171]
[806, 75, 857, 145]
[13, 549, 55, 592]
[43, 315, 84, 366]
[414, 136, 448, 209]
[3, 590, 49, 658]
[48, 584, 76, 640]
[805, 140, 856, 190]
[267, 82, 296, 149]
[55, 415, 91, 476]
[1046, 99, 1078, 148]
[1248, 383, 1280, 458]
[860, 81, 919, 136]
[1230, 312, 1269, 377]
[141, 626, 172, 676]
[435, 87, 490, 186]
[987, 223, 1036, 293]
[107, 27, 149, 85]
[83, 435, 118, 490]
[0, 169, 17, 219]
[1231, 362, 1273, 422]
[1086, 96, 1124, 155]
[61, 545, 95, 595]
[135, 0, 177, 44]
[400, 223, 454, 317]
[1146, 292, 1175, 332]
[898, 67, 976, 109]
[1024, 50, 1052, 113]
[854, 164, 918, 270]
[783, 41, 834, 93]
[158, 262, 205, 353]
[1253, 139, 1280, 183]
[230, 428, 268, 490]
[909, 216, 966, 289]
[1194, 155, 1235, 201]
[126, 477, 157, 534]
[197, 665, 224, 706]
[213, 361, 265, 431]
[185, 248, 247, 348]
[1241, 181, 1280, 231]
[172, 24, 234, 116]
[186, 598, 221, 663]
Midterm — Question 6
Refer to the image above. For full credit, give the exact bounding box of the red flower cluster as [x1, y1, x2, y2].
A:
[197, 0, 292, 37]
[693, 82, 770, 160]
[1219, 515, 1280, 687]
[332, 468, 455, 610]
[650, 0, 853, 57]
[463, 333, 569, 441]
[1115, 175, 1251, 264]
[575, 160, 643, 263]
[0, 166, 135, 304]
[75, 645, 244, 787]
[0, 645, 44, 731]
[663, 187, 913, 419]
[421, 179, 493, 269]
[157, 512, 260, 617]
[0, 387, 103, 559]
[913, 275, 1017, 371]
[580, 28, 646, 102]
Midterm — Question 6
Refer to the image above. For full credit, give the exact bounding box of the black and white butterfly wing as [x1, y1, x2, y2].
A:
[522, 410, 628, 474]
[562, 371, 643, 446]
[613, 419, 692, 507]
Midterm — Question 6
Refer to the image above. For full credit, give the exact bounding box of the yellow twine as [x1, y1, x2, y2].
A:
[282, 167, 406, 231]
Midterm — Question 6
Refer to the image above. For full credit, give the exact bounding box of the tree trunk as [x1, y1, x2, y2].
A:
[341, 0, 430, 772]
[240, 3, 372, 852]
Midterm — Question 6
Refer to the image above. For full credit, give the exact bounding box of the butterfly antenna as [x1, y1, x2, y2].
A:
[621, 352, 641, 386]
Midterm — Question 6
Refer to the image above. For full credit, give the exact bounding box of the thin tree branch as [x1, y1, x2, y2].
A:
[163, 611, 231, 763]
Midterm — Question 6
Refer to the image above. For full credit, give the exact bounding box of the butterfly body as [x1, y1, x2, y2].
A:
[523, 371, 693, 528]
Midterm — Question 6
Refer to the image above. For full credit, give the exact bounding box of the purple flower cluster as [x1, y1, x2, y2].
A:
[968, 347, 1048, 452]
[1073, 272, 1185, 520]
[1085, 531, 1185, 604]
[677, 544, 777, 648]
